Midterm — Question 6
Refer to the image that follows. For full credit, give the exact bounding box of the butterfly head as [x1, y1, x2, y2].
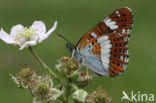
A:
[66, 42, 75, 52]
[56, 32, 75, 52]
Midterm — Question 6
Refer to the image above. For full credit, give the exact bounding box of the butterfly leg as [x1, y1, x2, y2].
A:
[81, 62, 89, 73]
[86, 66, 89, 74]
[71, 49, 75, 59]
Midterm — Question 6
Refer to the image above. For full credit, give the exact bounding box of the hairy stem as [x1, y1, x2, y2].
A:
[28, 47, 61, 83]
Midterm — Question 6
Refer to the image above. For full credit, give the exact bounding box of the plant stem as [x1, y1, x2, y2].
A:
[28, 46, 61, 83]
[61, 95, 68, 103]
[70, 84, 78, 91]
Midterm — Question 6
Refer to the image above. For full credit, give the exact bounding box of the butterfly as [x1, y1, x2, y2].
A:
[61, 7, 133, 77]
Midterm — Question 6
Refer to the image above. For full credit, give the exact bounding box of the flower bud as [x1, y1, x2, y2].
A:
[73, 89, 88, 103]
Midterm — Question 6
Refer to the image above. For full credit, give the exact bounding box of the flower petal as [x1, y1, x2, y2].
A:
[0, 28, 17, 44]
[31, 21, 46, 35]
[10, 24, 24, 37]
[10, 73, 20, 87]
[38, 21, 57, 43]
[19, 41, 37, 50]
[50, 88, 63, 101]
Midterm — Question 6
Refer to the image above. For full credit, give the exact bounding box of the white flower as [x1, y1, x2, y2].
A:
[31, 75, 63, 103]
[0, 21, 57, 50]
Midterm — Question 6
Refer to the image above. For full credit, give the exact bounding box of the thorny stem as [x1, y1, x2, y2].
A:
[28, 47, 61, 83]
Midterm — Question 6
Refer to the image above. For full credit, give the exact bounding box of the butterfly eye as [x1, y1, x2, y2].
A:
[66, 43, 75, 52]
[66, 43, 70, 48]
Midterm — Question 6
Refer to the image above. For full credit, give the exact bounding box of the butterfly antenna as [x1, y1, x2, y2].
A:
[55, 31, 73, 45]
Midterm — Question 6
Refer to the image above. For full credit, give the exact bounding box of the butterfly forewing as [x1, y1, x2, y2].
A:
[76, 7, 133, 76]
[108, 7, 133, 42]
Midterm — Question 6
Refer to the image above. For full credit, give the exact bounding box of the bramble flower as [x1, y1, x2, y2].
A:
[76, 70, 92, 86]
[73, 89, 88, 103]
[55, 57, 80, 80]
[87, 88, 112, 103]
[30, 75, 63, 103]
[56, 57, 92, 85]
[11, 67, 37, 88]
[0, 21, 57, 50]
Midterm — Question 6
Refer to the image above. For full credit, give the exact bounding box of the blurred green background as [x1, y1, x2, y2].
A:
[0, 0, 156, 103]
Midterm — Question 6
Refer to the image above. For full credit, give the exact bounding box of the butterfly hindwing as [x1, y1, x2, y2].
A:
[75, 7, 133, 76]
[108, 33, 129, 76]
